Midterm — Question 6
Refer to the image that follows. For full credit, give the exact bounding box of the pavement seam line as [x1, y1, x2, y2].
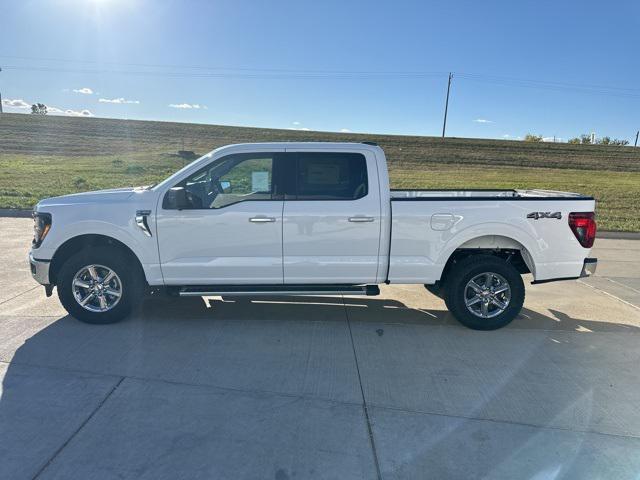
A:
[0, 286, 40, 306]
[0, 358, 365, 409]
[578, 280, 640, 311]
[371, 403, 640, 441]
[4, 359, 638, 446]
[31, 376, 126, 480]
[343, 295, 384, 480]
[604, 277, 640, 294]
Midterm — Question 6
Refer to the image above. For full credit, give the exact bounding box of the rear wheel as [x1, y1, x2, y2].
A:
[57, 247, 143, 324]
[443, 255, 524, 330]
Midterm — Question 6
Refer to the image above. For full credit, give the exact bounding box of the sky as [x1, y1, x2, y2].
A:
[1, 0, 639, 142]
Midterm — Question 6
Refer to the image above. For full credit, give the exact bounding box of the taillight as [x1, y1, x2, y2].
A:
[568, 212, 596, 248]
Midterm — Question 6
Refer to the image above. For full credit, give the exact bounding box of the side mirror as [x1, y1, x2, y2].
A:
[163, 187, 189, 210]
[220, 180, 232, 192]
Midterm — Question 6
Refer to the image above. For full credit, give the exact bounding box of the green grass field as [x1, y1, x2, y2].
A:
[1, 113, 639, 231]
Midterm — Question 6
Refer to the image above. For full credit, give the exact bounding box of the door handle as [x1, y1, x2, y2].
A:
[249, 217, 276, 223]
[348, 216, 375, 223]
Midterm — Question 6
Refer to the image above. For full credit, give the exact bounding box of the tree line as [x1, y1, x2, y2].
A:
[524, 133, 629, 146]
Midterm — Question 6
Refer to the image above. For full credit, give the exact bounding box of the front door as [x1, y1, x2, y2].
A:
[282, 150, 381, 284]
[156, 152, 284, 285]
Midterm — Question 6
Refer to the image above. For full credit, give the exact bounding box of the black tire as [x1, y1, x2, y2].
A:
[57, 246, 143, 324]
[443, 255, 524, 330]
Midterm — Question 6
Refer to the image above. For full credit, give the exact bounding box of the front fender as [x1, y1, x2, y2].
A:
[34, 210, 163, 285]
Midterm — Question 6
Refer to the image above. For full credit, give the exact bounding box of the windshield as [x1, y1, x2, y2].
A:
[151, 150, 217, 191]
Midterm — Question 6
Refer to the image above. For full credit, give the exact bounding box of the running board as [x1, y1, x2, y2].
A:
[178, 284, 380, 297]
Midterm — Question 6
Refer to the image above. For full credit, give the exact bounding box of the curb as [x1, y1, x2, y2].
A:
[597, 231, 640, 240]
[1, 208, 639, 239]
[0, 209, 32, 218]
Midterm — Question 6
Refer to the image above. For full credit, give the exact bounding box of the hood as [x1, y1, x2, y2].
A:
[36, 187, 144, 209]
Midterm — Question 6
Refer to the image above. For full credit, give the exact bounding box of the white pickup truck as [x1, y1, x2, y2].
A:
[29, 142, 597, 330]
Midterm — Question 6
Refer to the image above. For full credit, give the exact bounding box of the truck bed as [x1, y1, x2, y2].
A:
[390, 189, 593, 200]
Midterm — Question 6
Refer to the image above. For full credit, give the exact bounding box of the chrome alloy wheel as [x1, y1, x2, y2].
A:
[72, 264, 122, 313]
[464, 272, 511, 319]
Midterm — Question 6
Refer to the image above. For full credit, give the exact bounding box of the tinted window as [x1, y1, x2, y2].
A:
[295, 153, 368, 200]
[172, 153, 274, 209]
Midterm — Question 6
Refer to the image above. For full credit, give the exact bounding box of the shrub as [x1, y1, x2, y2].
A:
[524, 134, 543, 142]
[73, 177, 88, 189]
[610, 139, 630, 146]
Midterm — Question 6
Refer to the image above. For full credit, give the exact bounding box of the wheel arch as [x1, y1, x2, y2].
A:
[437, 234, 535, 287]
[49, 234, 147, 286]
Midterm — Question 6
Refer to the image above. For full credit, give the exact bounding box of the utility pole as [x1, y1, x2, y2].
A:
[441, 72, 453, 138]
[0, 67, 3, 114]
[635, 130, 639, 147]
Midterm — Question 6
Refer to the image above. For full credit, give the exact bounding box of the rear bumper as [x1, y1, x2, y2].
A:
[29, 252, 51, 285]
[580, 257, 597, 278]
[531, 257, 597, 285]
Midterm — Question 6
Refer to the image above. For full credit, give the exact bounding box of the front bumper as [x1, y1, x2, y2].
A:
[29, 252, 51, 285]
[580, 257, 597, 278]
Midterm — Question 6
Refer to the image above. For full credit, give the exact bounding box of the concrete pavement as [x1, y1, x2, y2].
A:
[580, 238, 640, 309]
[1, 218, 640, 479]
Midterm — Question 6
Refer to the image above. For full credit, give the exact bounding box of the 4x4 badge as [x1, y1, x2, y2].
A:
[527, 211, 562, 220]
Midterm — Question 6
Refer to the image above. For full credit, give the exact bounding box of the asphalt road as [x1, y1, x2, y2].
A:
[1, 217, 640, 480]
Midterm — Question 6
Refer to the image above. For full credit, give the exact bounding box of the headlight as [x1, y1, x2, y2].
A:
[32, 212, 52, 248]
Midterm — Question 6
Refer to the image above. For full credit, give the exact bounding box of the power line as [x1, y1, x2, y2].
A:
[0, 55, 448, 78]
[3, 59, 640, 101]
[0, 64, 448, 80]
[455, 72, 640, 94]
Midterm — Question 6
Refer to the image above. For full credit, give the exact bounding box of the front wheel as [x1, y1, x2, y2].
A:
[444, 255, 525, 330]
[57, 247, 143, 324]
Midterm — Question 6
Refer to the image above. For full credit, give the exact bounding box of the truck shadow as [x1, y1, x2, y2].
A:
[1, 295, 639, 478]
[140, 294, 640, 333]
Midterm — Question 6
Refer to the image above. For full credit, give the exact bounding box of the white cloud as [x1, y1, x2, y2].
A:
[73, 87, 94, 95]
[68, 109, 93, 117]
[288, 122, 312, 131]
[2, 97, 93, 117]
[48, 106, 94, 117]
[99, 97, 140, 104]
[340, 128, 352, 133]
[2, 98, 30, 109]
[473, 118, 494, 124]
[169, 103, 206, 109]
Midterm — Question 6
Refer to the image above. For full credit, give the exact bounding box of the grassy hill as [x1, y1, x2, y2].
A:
[1, 112, 639, 231]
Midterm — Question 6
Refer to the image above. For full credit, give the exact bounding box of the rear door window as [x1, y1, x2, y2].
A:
[293, 152, 368, 200]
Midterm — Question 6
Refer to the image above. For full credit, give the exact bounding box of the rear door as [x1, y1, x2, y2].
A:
[282, 150, 381, 284]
